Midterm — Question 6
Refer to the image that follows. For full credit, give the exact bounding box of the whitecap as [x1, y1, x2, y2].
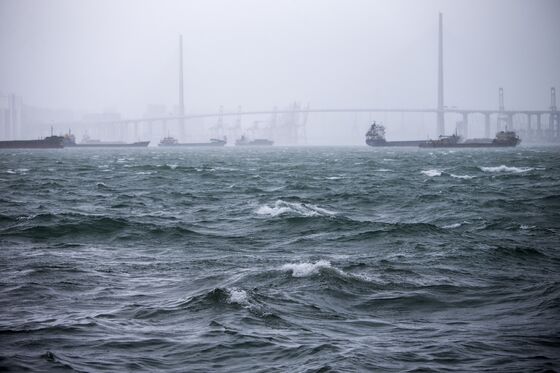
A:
[325, 176, 343, 180]
[167, 164, 178, 169]
[479, 165, 533, 173]
[376, 168, 392, 172]
[421, 169, 442, 177]
[280, 260, 331, 277]
[450, 173, 474, 179]
[227, 288, 249, 305]
[442, 223, 461, 229]
[520, 224, 536, 230]
[5, 169, 16, 174]
[215, 167, 238, 171]
[256, 200, 335, 217]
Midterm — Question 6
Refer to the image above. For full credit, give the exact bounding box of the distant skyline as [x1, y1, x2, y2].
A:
[1, 0, 559, 142]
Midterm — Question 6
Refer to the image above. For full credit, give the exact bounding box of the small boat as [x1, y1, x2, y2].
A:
[419, 131, 521, 148]
[235, 135, 273, 146]
[64, 133, 149, 148]
[365, 122, 427, 147]
[158, 136, 226, 147]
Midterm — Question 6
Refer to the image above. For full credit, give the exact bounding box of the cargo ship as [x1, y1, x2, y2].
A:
[64, 133, 149, 148]
[0, 135, 65, 149]
[158, 136, 226, 147]
[365, 122, 427, 147]
[419, 130, 521, 148]
[235, 135, 273, 146]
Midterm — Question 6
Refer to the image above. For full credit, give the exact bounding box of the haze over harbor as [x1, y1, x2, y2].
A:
[1, 0, 559, 144]
[1, 1, 560, 372]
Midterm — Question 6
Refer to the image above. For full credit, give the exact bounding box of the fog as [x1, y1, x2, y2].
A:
[1, 0, 559, 144]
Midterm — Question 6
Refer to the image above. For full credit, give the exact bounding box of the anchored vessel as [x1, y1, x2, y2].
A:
[158, 136, 226, 147]
[419, 131, 521, 148]
[365, 122, 427, 147]
[64, 134, 149, 148]
[235, 135, 273, 146]
[0, 135, 65, 149]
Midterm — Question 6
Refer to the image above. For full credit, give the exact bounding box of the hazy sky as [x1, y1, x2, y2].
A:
[1, 0, 559, 140]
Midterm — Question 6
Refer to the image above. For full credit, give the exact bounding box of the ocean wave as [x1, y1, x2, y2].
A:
[2, 216, 130, 239]
[479, 165, 534, 173]
[442, 223, 462, 229]
[176, 287, 253, 312]
[5, 168, 29, 174]
[280, 260, 332, 277]
[256, 200, 335, 217]
[421, 169, 442, 177]
[450, 173, 474, 179]
[227, 288, 249, 305]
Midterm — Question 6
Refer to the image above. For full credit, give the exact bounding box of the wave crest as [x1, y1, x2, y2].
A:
[450, 173, 474, 179]
[280, 260, 332, 277]
[256, 200, 335, 217]
[421, 169, 442, 177]
[227, 288, 249, 305]
[479, 165, 533, 173]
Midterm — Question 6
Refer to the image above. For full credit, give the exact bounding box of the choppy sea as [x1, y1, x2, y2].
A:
[1, 146, 559, 372]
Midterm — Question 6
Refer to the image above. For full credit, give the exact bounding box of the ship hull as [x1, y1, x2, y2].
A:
[0, 137, 64, 149]
[367, 140, 428, 147]
[67, 141, 150, 148]
[419, 142, 519, 148]
[235, 141, 273, 146]
[159, 142, 226, 147]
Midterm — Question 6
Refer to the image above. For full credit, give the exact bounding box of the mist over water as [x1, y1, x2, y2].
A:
[1, 0, 560, 371]
[1, 146, 559, 372]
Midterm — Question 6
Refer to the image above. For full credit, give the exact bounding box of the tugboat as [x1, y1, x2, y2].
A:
[235, 135, 273, 146]
[64, 133, 149, 147]
[365, 122, 427, 147]
[158, 136, 226, 147]
[419, 130, 521, 148]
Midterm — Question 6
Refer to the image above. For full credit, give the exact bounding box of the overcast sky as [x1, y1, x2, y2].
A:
[1, 0, 559, 141]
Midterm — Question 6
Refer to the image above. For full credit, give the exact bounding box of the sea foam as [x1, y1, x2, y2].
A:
[479, 165, 533, 173]
[227, 289, 249, 305]
[450, 174, 474, 179]
[280, 260, 331, 277]
[256, 200, 335, 217]
[421, 169, 442, 177]
[442, 223, 462, 229]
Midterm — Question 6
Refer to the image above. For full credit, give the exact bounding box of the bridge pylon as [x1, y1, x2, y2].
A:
[436, 13, 445, 136]
[550, 87, 559, 139]
[497, 87, 509, 132]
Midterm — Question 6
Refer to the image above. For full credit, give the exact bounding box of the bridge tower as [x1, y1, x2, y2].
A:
[497, 87, 509, 131]
[178, 34, 185, 140]
[210, 105, 225, 139]
[437, 13, 445, 136]
[550, 87, 559, 139]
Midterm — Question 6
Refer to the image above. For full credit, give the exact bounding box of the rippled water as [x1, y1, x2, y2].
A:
[1, 146, 559, 372]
